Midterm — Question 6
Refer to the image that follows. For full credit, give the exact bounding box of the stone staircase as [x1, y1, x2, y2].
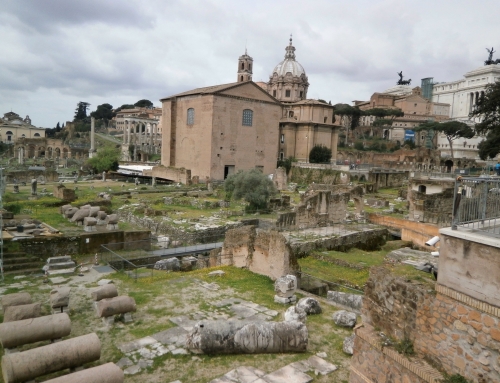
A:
[1, 251, 44, 275]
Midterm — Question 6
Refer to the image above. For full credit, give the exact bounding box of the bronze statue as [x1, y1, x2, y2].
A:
[484, 47, 500, 65]
[397, 71, 411, 86]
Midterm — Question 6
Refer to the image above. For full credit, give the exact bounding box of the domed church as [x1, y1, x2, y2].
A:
[158, 37, 340, 182]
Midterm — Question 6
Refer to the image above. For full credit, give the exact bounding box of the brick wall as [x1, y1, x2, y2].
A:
[351, 266, 500, 383]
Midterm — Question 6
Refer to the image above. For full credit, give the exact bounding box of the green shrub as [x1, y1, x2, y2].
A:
[394, 338, 414, 355]
[5, 203, 22, 215]
[441, 374, 470, 383]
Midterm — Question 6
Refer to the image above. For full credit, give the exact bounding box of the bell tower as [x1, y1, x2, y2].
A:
[237, 49, 253, 82]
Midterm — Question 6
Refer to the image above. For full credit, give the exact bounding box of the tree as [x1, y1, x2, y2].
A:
[334, 104, 363, 145]
[74, 101, 90, 121]
[86, 144, 121, 173]
[469, 81, 500, 159]
[415, 121, 475, 159]
[90, 103, 115, 126]
[309, 145, 332, 163]
[363, 108, 404, 137]
[277, 156, 295, 175]
[55, 122, 61, 131]
[224, 169, 277, 212]
[134, 99, 154, 108]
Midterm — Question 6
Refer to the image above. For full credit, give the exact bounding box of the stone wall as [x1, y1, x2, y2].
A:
[290, 228, 388, 258]
[221, 225, 299, 281]
[367, 214, 439, 248]
[145, 166, 191, 184]
[408, 180, 454, 226]
[438, 228, 500, 308]
[276, 185, 363, 229]
[351, 265, 500, 383]
[14, 230, 151, 259]
[6, 169, 59, 183]
[53, 185, 76, 202]
[367, 170, 409, 192]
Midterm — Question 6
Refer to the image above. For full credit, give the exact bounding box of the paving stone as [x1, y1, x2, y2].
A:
[13, 275, 26, 280]
[263, 310, 279, 317]
[231, 304, 258, 318]
[305, 355, 337, 375]
[116, 357, 133, 368]
[262, 365, 313, 383]
[254, 305, 270, 312]
[138, 358, 153, 368]
[49, 277, 69, 284]
[118, 336, 158, 353]
[171, 348, 188, 355]
[169, 315, 197, 329]
[240, 301, 260, 309]
[208, 377, 234, 383]
[224, 366, 267, 383]
[124, 364, 141, 375]
[152, 326, 189, 346]
[98, 279, 114, 285]
[169, 381, 182, 383]
[316, 352, 327, 358]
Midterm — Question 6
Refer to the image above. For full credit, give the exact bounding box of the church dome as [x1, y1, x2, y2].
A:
[271, 37, 306, 77]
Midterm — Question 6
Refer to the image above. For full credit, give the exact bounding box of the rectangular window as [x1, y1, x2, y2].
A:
[300, 91, 303, 98]
[242, 109, 253, 126]
[280, 134, 284, 143]
[285, 90, 291, 97]
[273, 90, 276, 97]
[187, 108, 195, 125]
[280, 152, 284, 160]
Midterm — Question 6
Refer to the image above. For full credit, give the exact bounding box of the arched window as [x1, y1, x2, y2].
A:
[242, 109, 253, 126]
[34, 133, 40, 137]
[241, 62, 244, 70]
[187, 108, 195, 125]
[418, 185, 426, 193]
[6, 131, 13, 135]
[240, 76, 244, 82]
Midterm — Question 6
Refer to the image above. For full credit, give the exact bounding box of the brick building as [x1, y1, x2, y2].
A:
[158, 38, 341, 182]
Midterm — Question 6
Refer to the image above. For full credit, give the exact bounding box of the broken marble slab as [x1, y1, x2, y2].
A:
[262, 365, 313, 383]
[152, 326, 188, 347]
[289, 355, 337, 376]
[169, 315, 197, 330]
[118, 336, 158, 353]
[209, 366, 267, 383]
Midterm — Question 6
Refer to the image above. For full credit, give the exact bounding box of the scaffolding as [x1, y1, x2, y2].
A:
[421, 77, 434, 100]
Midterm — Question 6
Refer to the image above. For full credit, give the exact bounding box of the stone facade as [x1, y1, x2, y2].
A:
[438, 228, 500, 308]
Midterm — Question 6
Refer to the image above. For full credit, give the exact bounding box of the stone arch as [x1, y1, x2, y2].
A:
[55, 147, 61, 158]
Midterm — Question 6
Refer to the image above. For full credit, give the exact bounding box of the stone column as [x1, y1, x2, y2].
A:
[123, 122, 127, 144]
[127, 122, 132, 146]
[330, 127, 338, 163]
[89, 117, 95, 158]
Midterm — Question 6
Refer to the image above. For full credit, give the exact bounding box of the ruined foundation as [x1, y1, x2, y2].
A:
[91, 284, 118, 301]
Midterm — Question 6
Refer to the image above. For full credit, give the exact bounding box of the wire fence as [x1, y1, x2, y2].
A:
[452, 176, 500, 236]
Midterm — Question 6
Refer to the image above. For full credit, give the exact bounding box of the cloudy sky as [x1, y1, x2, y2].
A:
[1, 0, 499, 128]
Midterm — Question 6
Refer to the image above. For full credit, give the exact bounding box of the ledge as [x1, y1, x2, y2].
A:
[440, 226, 500, 249]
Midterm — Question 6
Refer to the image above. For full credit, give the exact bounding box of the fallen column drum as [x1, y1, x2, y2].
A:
[1, 293, 32, 311]
[91, 284, 118, 301]
[0, 313, 71, 349]
[42, 362, 124, 383]
[1, 333, 101, 383]
[3, 302, 41, 322]
[186, 320, 308, 354]
[96, 296, 136, 318]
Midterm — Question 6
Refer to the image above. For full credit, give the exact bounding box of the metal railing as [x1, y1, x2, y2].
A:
[452, 176, 500, 236]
